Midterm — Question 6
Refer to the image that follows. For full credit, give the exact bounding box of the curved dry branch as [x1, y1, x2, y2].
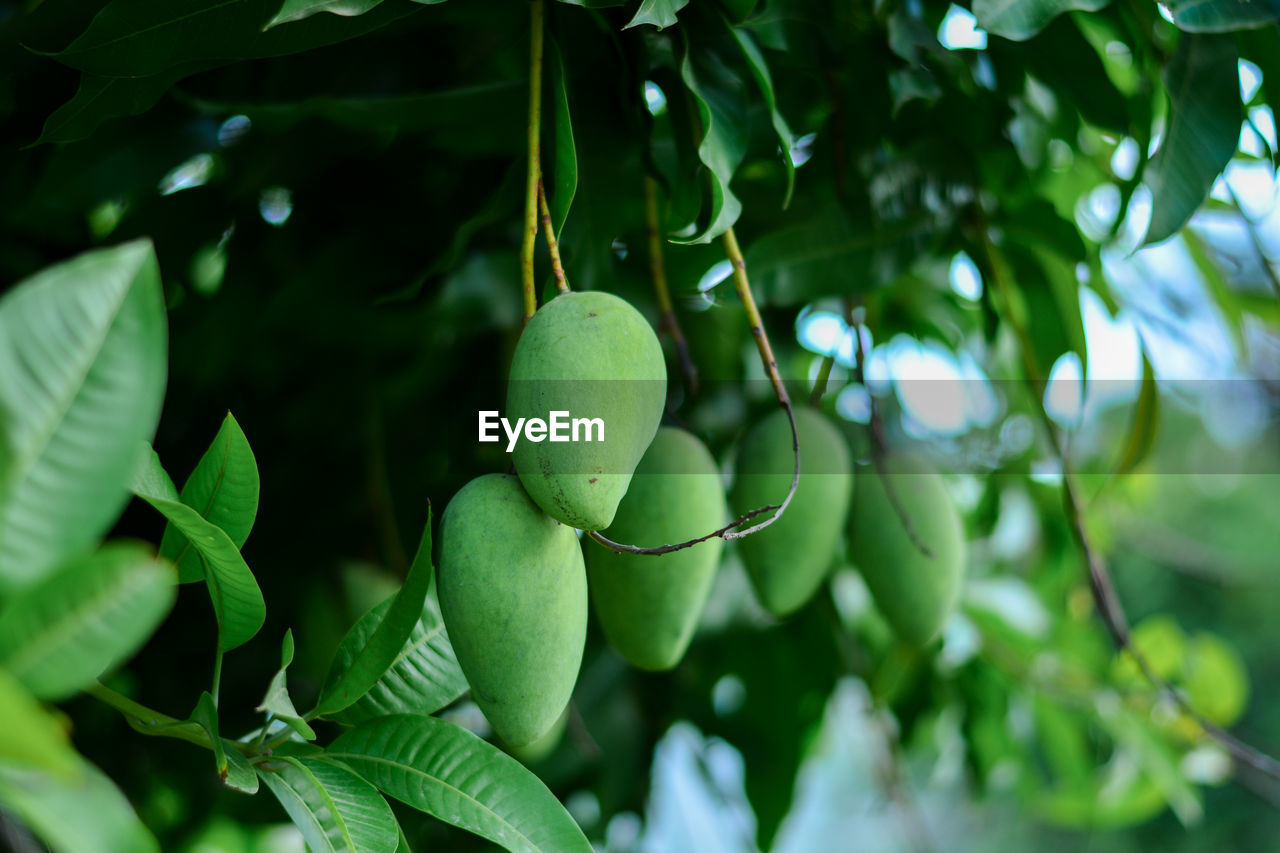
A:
[587, 226, 801, 556]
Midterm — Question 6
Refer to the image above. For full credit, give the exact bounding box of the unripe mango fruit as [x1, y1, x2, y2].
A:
[586, 427, 726, 670]
[507, 291, 667, 530]
[730, 408, 853, 617]
[504, 706, 568, 765]
[437, 474, 587, 746]
[848, 454, 965, 646]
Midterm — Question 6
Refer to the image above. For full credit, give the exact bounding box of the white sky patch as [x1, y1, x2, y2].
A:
[1224, 160, 1278, 219]
[259, 187, 293, 227]
[1111, 137, 1139, 181]
[1156, 3, 1175, 23]
[697, 259, 734, 293]
[644, 81, 667, 115]
[835, 383, 872, 424]
[1239, 59, 1263, 104]
[938, 5, 987, 50]
[797, 310, 846, 355]
[159, 153, 214, 196]
[1044, 351, 1084, 427]
[791, 132, 818, 167]
[887, 335, 969, 436]
[949, 251, 983, 300]
[1250, 106, 1277, 151]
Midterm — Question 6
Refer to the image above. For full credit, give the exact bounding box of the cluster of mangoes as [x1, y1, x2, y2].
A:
[437, 291, 968, 749]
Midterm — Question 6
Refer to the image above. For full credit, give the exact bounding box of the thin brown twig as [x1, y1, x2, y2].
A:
[973, 209, 1280, 783]
[588, 226, 800, 555]
[537, 178, 570, 295]
[645, 176, 698, 393]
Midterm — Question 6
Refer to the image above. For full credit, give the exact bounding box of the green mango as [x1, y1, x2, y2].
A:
[504, 706, 568, 765]
[507, 291, 667, 530]
[730, 407, 853, 617]
[586, 427, 726, 670]
[437, 474, 586, 746]
[848, 454, 965, 646]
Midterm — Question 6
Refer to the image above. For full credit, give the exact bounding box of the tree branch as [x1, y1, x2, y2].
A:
[520, 0, 545, 325]
[587, 226, 800, 555]
[646, 176, 698, 393]
[537, 177, 569, 295]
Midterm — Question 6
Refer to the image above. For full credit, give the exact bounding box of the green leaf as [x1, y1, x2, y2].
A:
[259, 756, 399, 853]
[0, 239, 167, 595]
[328, 715, 593, 853]
[132, 446, 266, 652]
[314, 511, 436, 717]
[1143, 34, 1241, 245]
[1005, 16, 1130, 133]
[258, 630, 317, 740]
[49, 0, 424, 77]
[728, 23, 794, 207]
[624, 0, 689, 29]
[972, 0, 1109, 41]
[0, 667, 80, 778]
[159, 412, 260, 584]
[189, 691, 260, 794]
[0, 761, 160, 853]
[546, 38, 578, 236]
[1113, 347, 1158, 476]
[34, 73, 181, 146]
[268, 0, 445, 28]
[0, 542, 176, 701]
[673, 30, 749, 244]
[1167, 0, 1280, 33]
[322, 593, 467, 725]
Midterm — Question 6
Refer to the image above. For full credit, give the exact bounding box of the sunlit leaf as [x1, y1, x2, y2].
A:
[0, 240, 166, 595]
[0, 667, 80, 778]
[625, 0, 689, 29]
[259, 756, 399, 853]
[328, 714, 593, 853]
[323, 593, 467, 725]
[1166, 0, 1280, 33]
[1143, 34, 1240, 245]
[268, 0, 445, 28]
[0, 542, 176, 701]
[159, 412, 260, 584]
[315, 511, 436, 717]
[258, 630, 317, 740]
[1112, 349, 1158, 476]
[189, 690, 260, 794]
[0, 761, 160, 853]
[728, 23, 795, 207]
[973, 0, 1109, 41]
[132, 447, 266, 652]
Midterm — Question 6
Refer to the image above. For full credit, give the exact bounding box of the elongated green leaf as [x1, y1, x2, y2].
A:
[328, 715, 592, 853]
[547, 38, 578, 236]
[1144, 34, 1241, 245]
[258, 630, 317, 740]
[259, 756, 398, 853]
[0, 542, 175, 701]
[159, 412, 260, 584]
[1167, 0, 1280, 33]
[50, 0, 423, 77]
[728, 24, 794, 207]
[1114, 349, 1158, 476]
[132, 447, 265, 652]
[315, 512, 436, 717]
[673, 31, 748, 244]
[0, 240, 167, 595]
[268, 0, 445, 28]
[625, 0, 689, 29]
[0, 761, 160, 853]
[34, 73, 181, 145]
[972, 0, 1109, 41]
[323, 593, 467, 725]
[0, 668, 80, 778]
[188, 691, 259, 793]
